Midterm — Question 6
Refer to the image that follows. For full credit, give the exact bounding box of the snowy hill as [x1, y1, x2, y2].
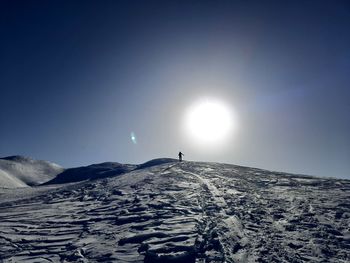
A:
[45, 158, 177, 184]
[0, 160, 349, 262]
[0, 156, 64, 188]
[45, 162, 136, 184]
[0, 156, 178, 188]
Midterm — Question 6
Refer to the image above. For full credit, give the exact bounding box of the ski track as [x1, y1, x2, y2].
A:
[0, 162, 349, 262]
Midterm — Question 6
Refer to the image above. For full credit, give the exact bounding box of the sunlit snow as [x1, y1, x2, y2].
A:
[0, 157, 349, 262]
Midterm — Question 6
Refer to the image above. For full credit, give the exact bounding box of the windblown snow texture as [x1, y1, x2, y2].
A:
[0, 160, 349, 262]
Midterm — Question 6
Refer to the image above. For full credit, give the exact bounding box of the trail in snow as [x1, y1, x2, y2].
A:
[175, 166, 247, 263]
[0, 161, 349, 263]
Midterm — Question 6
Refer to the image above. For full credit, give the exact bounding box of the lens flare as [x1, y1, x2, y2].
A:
[130, 132, 137, 144]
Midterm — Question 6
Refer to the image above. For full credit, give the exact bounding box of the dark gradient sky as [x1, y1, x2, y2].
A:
[1, 1, 349, 179]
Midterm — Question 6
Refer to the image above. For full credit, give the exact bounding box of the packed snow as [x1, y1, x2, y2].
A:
[0, 159, 349, 262]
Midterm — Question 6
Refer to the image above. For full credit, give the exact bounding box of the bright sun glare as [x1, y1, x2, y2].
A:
[184, 99, 236, 145]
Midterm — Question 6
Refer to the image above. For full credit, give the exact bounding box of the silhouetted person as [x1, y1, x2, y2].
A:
[178, 151, 184, 162]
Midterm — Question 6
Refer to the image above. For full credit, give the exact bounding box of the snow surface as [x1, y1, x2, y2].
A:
[0, 160, 349, 262]
[0, 156, 64, 188]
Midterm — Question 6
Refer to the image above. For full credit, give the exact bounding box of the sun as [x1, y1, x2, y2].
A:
[184, 98, 236, 145]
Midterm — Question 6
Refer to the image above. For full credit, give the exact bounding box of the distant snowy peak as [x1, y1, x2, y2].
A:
[0, 155, 64, 188]
[45, 162, 137, 185]
[1, 155, 62, 168]
[46, 158, 178, 185]
[0, 156, 179, 188]
[137, 158, 177, 169]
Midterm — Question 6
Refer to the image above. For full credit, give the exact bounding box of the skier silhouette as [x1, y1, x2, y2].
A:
[178, 151, 184, 162]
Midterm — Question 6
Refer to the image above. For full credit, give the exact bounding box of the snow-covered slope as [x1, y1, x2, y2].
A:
[45, 158, 177, 185]
[45, 162, 136, 184]
[0, 156, 64, 188]
[136, 158, 177, 170]
[0, 160, 349, 262]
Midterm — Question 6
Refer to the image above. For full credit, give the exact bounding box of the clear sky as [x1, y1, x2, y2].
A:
[1, 1, 349, 179]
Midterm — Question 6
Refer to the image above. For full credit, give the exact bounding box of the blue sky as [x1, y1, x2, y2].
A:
[0, 1, 349, 179]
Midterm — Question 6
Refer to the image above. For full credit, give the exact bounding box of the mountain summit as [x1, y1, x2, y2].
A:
[0, 159, 349, 262]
